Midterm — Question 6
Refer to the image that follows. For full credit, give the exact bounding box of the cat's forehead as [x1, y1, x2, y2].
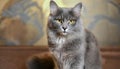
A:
[56, 8, 76, 18]
[61, 8, 71, 13]
[60, 8, 72, 15]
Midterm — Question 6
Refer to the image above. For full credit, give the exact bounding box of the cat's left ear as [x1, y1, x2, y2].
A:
[72, 2, 82, 17]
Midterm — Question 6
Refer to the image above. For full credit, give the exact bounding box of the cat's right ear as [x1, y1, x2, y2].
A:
[50, 1, 58, 15]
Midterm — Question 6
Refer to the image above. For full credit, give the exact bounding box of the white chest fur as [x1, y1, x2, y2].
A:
[56, 37, 65, 44]
[56, 37, 65, 47]
[53, 37, 65, 58]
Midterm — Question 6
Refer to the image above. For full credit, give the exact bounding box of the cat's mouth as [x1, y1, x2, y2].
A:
[60, 31, 67, 36]
[62, 32, 67, 35]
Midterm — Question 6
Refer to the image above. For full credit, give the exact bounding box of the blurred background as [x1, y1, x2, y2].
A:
[0, 0, 120, 46]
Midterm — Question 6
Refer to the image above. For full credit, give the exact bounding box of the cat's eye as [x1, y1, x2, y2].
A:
[55, 19, 62, 24]
[69, 19, 76, 25]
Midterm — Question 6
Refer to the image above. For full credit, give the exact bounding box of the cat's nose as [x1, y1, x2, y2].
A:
[62, 27, 67, 30]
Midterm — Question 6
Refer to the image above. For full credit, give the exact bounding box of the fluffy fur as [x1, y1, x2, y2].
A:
[47, 1, 102, 69]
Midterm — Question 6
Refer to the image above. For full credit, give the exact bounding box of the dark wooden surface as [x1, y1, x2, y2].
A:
[0, 46, 120, 69]
[0, 46, 49, 69]
[101, 47, 120, 69]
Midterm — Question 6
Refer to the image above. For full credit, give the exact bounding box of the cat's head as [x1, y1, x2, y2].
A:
[48, 1, 83, 36]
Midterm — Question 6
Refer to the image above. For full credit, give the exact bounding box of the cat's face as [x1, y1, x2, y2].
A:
[48, 1, 82, 36]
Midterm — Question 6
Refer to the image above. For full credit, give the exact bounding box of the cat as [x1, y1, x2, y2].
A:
[47, 1, 102, 69]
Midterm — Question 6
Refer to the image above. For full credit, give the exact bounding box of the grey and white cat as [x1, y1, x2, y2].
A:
[47, 1, 102, 69]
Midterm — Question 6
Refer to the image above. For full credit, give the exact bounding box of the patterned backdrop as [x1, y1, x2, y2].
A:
[0, 0, 120, 46]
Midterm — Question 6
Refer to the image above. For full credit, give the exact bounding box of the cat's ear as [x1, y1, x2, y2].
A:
[50, 1, 58, 15]
[72, 2, 82, 17]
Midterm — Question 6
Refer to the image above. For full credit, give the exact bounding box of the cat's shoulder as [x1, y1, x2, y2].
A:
[85, 29, 94, 37]
[85, 29, 97, 44]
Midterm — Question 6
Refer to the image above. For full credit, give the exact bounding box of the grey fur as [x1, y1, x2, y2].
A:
[47, 1, 102, 69]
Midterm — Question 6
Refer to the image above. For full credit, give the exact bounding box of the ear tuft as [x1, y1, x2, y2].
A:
[50, 1, 58, 15]
[72, 2, 82, 17]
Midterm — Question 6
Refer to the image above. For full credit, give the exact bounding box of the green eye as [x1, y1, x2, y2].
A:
[69, 19, 75, 24]
[55, 19, 62, 24]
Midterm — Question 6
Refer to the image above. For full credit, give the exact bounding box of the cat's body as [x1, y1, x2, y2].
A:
[47, 1, 102, 69]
